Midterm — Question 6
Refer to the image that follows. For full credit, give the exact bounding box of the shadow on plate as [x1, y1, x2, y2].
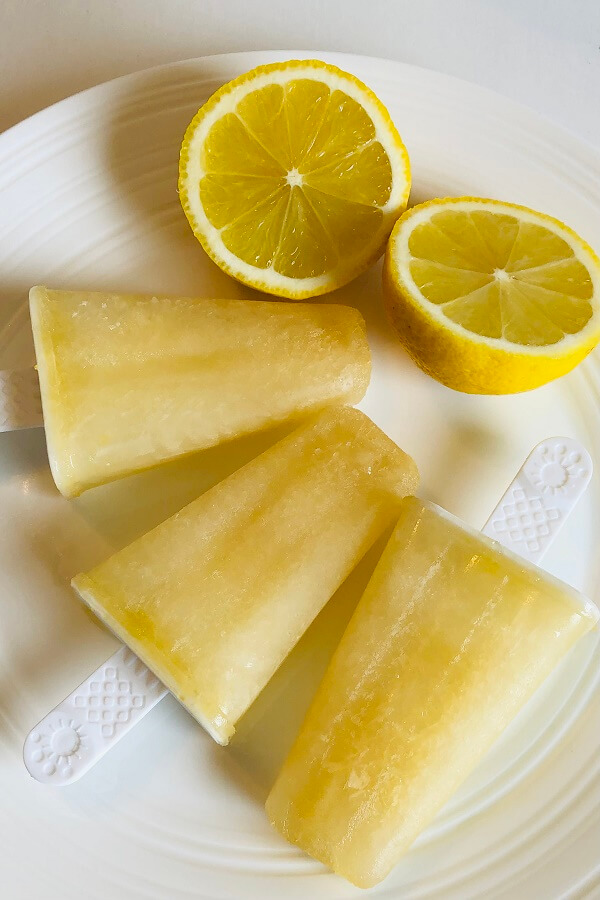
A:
[102, 60, 257, 299]
[420, 416, 507, 514]
[0, 426, 49, 486]
[72, 418, 298, 552]
[0, 280, 39, 370]
[221, 527, 395, 801]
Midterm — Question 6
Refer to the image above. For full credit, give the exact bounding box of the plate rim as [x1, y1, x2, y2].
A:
[2, 48, 600, 167]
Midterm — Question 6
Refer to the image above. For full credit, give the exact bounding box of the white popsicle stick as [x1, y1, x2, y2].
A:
[482, 436, 593, 564]
[23, 436, 593, 785]
[0, 367, 43, 431]
[23, 646, 167, 784]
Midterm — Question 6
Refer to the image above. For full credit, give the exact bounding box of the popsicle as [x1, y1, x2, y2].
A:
[71, 407, 419, 745]
[29, 286, 371, 497]
[266, 495, 599, 889]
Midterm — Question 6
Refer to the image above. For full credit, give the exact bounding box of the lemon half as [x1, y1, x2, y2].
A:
[179, 60, 411, 299]
[383, 197, 600, 393]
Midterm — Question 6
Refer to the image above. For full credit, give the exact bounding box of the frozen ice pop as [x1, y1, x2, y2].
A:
[29, 286, 370, 497]
[72, 407, 418, 745]
[266, 496, 598, 888]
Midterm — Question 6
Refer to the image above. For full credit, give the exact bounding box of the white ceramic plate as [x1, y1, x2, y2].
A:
[1, 51, 599, 899]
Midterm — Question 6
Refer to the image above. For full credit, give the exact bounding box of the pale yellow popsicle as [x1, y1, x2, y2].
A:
[72, 408, 418, 744]
[29, 286, 370, 497]
[266, 497, 598, 888]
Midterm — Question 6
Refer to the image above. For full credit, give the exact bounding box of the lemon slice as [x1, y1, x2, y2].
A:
[179, 60, 411, 299]
[383, 197, 600, 393]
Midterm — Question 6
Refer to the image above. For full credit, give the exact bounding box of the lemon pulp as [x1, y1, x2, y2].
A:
[180, 61, 411, 298]
[384, 198, 600, 393]
[408, 208, 594, 345]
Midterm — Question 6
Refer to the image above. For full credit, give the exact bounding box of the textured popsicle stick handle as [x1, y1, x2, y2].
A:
[0, 367, 43, 431]
[23, 436, 593, 785]
[482, 437, 592, 565]
[23, 645, 168, 784]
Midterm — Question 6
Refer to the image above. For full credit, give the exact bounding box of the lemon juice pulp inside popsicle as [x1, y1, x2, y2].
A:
[266, 497, 598, 888]
[29, 287, 370, 497]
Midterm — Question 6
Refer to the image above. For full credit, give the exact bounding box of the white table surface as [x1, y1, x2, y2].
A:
[2, 0, 600, 149]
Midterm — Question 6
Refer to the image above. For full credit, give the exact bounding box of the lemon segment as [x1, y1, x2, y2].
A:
[384, 197, 600, 393]
[180, 60, 411, 299]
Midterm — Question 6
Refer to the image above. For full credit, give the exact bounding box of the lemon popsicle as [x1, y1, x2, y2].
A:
[266, 497, 598, 888]
[72, 408, 418, 745]
[29, 286, 371, 497]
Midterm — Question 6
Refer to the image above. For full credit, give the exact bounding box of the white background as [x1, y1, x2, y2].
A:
[2, 0, 600, 147]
